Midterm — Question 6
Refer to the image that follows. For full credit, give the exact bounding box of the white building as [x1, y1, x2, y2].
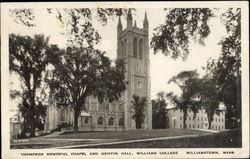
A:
[167, 107, 226, 131]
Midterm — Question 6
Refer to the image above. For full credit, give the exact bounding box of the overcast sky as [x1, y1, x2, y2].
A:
[8, 8, 227, 112]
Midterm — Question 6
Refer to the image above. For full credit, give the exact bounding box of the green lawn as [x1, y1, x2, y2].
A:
[11, 129, 211, 149]
[83, 129, 242, 148]
[11, 129, 241, 149]
[53, 129, 210, 140]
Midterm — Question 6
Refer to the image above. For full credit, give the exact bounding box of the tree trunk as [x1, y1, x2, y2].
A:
[30, 103, 36, 137]
[30, 116, 35, 137]
[74, 110, 80, 133]
[208, 119, 212, 129]
[183, 110, 187, 129]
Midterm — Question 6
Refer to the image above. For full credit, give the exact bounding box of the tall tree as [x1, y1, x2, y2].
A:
[152, 8, 241, 128]
[47, 46, 126, 133]
[152, 92, 168, 129]
[202, 9, 241, 129]
[9, 34, 54, 137]
[131, 95, 147, 129]
[10, 8, 132, 133]
[198, 77, 220, 129]
[167, 70, 201, 129]
[219, 8, 241, 128]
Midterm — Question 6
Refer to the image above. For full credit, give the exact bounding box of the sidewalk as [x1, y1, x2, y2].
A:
[190, 128, 220, 133]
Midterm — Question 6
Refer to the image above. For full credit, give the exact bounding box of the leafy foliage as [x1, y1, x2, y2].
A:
[204, 8, 241, 129]
[152, 92, 168, 129]
[10, 9, 36, 27]
[197, 77, 220, 129]
[46, 46, 126, 132]
[151, 8, 214, 59]
[9, 34, 53, 136]
[10, 8, 131, 48]
[131, 95, 147, 129]
[167, 70, 201, 128]
[152, 7, 241, 129]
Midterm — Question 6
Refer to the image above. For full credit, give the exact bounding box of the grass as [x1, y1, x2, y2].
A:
[52, 129, 210, 140]
[11, 129, 210, 149]
[10, 129, 241, 149]
[83, 129, 242, 148]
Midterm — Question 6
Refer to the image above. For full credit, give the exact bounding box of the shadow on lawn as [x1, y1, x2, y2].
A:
[83, 129, 242, 148]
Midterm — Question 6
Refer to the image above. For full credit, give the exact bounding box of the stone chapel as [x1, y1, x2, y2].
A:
[44, 10, 152, 132]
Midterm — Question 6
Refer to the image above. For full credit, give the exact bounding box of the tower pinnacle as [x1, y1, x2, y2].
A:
[143, 12, 149, 31]
[127, 9, 133, 28]
[117, 16, 123, 35]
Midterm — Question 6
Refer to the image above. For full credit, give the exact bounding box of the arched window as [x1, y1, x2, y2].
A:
[173, 119, 176, 127]
[98, 117, 103, 125]
[85, 118, 88, 124]
[133, 38, 137, 58]
[139, 39, 143, 59]
[119, 117, 124, 126]
[108, 117, 114, 125]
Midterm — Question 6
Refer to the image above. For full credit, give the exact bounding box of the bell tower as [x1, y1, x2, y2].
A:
[117, 10, 152, 130]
